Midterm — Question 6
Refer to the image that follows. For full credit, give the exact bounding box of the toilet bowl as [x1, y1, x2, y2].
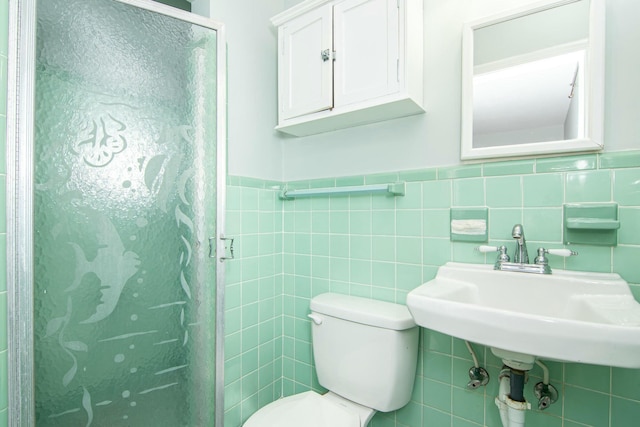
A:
[243, 293, 419, 427]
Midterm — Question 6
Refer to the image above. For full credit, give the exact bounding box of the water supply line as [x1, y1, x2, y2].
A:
[464, 341, 489, 389]
[536, 359, 549, 385]
[466, 340, 480, 367]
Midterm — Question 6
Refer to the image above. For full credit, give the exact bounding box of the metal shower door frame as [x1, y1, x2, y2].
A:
[5, 0, 227, 425]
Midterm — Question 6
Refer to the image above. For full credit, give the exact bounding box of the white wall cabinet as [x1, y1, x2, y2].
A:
[272, 0, 424, 136]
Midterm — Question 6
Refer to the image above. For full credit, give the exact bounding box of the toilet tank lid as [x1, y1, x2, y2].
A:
[310, 293, 416, 331]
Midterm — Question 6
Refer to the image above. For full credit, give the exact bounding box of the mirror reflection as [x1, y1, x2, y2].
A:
[461, 0, 605, 160]
[473, 49, 585, 148]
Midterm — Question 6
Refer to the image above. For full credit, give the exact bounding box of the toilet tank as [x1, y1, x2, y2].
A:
[309, 293, 419, 412]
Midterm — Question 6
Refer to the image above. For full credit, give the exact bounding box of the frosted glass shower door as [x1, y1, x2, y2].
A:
[33, 0, 221, 425]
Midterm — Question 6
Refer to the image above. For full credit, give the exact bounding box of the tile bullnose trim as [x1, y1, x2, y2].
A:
[599, 150, 640, 170]
[231, 150, 640, 190]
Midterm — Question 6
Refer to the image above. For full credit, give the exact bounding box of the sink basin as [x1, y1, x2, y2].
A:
[406, 262, 640, 369]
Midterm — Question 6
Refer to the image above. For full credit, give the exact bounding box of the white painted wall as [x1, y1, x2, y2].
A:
[193, 0, 640, 182]
[192, 0, 285, 181]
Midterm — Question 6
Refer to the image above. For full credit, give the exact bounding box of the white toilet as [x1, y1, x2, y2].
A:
[244, 293, 419, 427]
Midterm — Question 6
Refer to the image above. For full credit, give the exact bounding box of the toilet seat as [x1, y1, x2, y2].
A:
[243, 391, 362, 427]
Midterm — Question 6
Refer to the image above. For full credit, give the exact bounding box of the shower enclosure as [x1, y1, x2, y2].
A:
[7, 0, 226, 425]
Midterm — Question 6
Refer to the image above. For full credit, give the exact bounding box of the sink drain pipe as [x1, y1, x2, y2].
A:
[495, 367, 531, 427]
[510, 369, 526, 402]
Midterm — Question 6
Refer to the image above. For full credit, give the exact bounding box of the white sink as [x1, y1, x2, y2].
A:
[406, 262, 640, 369]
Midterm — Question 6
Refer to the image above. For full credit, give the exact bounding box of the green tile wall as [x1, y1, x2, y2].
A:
[0, 0, 8, 425]
[229, 150, 640, 427]
[223, 181, 284, 426]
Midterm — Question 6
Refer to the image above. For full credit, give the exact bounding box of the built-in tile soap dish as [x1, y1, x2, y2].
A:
[565, 218, 620, 229]
[563, 203, 620, 246]
[450, 208, 488, 243]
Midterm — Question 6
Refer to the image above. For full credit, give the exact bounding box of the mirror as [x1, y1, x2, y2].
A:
[461, 0, 605, 160]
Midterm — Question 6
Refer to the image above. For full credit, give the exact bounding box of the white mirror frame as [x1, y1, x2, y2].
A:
[461, 0, 605, 161]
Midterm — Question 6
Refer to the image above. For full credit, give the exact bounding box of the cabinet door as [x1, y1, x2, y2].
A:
[279, 4, 333, 120]
[333, 0, 400, 108]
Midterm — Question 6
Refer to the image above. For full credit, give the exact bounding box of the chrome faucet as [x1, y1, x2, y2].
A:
[512, 224, 529, 264]
[476, 224, 578, 274]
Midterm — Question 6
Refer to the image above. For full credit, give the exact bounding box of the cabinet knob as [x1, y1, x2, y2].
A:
[321, 49, 331, 62]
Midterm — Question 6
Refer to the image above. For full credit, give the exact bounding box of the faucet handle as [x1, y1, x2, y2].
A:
[476, 245, 499, 253]
[476, 245, 510, 262]
[546, 248, 578, 257]
[534, 247, 578, 265]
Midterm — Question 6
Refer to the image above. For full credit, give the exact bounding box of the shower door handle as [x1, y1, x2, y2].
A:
[219, 235, 235, 261]
[209, 235, 235, 260]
